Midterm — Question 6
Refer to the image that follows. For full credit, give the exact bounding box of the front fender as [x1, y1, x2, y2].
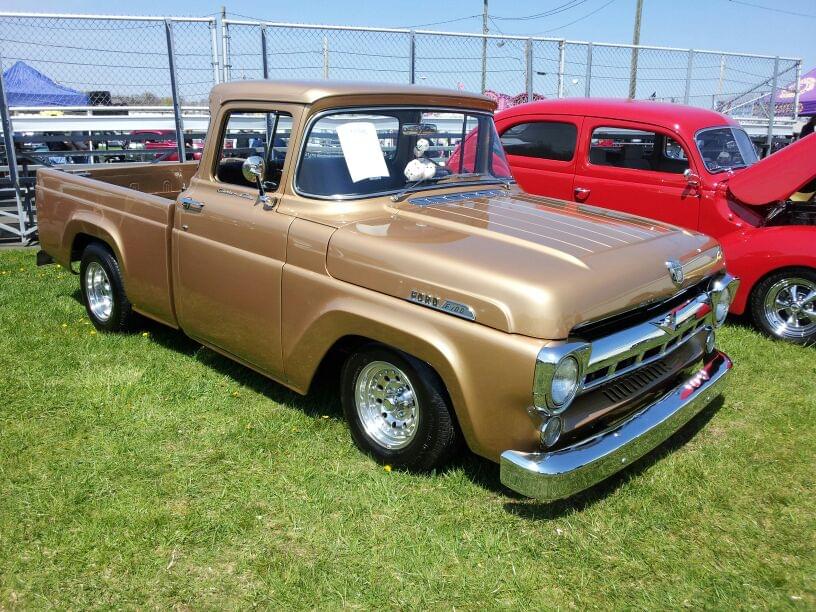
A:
[281, 266, 544, 461]
[719, 226, 816, 314]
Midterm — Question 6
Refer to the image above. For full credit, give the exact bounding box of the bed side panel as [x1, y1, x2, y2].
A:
[36, 167, 177, 327]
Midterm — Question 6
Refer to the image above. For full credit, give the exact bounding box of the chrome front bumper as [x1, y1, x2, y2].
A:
[500, 350, 732, 501]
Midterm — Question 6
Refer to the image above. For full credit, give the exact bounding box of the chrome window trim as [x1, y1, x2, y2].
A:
[292, 105, 510, 202]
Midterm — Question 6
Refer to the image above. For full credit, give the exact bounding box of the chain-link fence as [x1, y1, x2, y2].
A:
[0, 12, 803, 242]
[225, 21, 801, 120]
[0, 13, 218, 241]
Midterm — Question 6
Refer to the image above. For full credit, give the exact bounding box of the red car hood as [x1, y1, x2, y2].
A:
[726, 134, 816, 205]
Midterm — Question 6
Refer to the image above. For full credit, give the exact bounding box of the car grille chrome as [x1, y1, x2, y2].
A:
[578, 292, 712, 393]
[600, 360, 671, 403]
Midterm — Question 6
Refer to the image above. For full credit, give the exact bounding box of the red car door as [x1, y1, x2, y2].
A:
[495, 114, 583, 201]
[574, 118, 701, 229]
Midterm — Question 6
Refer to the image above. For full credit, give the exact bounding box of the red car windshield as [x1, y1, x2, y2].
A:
[696, 126, 759, 173]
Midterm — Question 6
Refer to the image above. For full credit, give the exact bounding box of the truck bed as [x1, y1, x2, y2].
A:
[35, 162, 197, 327]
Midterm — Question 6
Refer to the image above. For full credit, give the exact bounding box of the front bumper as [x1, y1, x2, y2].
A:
[500, 349, 732, 501]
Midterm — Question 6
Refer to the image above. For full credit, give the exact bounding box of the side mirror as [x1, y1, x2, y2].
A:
[241, 155, 266, 183]
[683, 168, 700, 188]
[241, 155, 273, 206]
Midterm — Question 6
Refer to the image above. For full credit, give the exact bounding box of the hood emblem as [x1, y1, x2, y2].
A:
[665, 258, 685, 287]
[408, 290, 476, 321]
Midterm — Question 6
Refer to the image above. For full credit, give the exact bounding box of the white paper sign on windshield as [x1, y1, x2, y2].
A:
[336, 121, 390, 183]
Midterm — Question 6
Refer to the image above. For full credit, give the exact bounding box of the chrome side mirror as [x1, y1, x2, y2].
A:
[241, 155, 266, 183]
[242, 155, 272, 205]
[683, 168, 700, 188]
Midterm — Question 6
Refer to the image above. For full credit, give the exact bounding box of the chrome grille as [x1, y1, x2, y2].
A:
[580, 293, 712, 392]
[601, 360, 671, 403]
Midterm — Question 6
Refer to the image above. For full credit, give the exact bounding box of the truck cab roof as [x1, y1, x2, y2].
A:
[498, 98, 738, 135]
[208, 80, 496, 112]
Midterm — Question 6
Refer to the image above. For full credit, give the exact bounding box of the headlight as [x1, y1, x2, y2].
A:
[714, 285, 732, 326]
[551, 356, 580, 406]
[533, 342, 591, 415]
[709, 274, 739, 329]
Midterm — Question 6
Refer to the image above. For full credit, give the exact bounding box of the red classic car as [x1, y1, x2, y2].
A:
[495, 99, 816, 344]
[128, 130, 203, 162]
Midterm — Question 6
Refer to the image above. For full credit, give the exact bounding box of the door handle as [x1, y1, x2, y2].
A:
[574, 187, 591, 201]
[179, 196, 205, 212]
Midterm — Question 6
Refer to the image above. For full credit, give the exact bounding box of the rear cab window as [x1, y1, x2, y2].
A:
[589, 126, 689, 174]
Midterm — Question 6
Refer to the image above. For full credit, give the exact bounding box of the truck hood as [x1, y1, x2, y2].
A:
[326, 188, 723, 339]
[726, 134, 816, 205]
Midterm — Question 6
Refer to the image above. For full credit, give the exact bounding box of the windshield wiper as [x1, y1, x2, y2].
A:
[390, 173, 512, 202]
[389, 175, 448, 202]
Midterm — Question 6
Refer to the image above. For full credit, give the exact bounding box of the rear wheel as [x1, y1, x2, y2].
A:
[750, 268, 816, 345]
[79, 242, 137, 333]
[340, 344, 460, 470]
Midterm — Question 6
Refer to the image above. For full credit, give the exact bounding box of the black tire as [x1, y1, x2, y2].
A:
[340, 344, 461, 470]
[79, 242, 137, 333]
[750, 267, 816, 345]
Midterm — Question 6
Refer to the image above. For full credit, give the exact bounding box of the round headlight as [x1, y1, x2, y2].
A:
[715, 285, 732, 326]
[540, 416, 563, 448]
[551, 356, 580, 406]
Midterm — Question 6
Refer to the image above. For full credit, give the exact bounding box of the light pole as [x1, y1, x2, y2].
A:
[628, 0, 644, 99]
[481, 0, 488, 93]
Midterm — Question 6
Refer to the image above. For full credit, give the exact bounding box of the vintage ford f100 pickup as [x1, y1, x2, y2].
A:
[35, 81, 738, 501]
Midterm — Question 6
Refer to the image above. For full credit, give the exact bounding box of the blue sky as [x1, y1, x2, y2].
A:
[1, 0, 812, 69]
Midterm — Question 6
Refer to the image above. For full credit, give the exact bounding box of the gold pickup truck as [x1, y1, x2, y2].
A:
[36, 81, 739, 501]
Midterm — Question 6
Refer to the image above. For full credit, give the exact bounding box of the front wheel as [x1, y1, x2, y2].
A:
[750, 268, 816, 345]
[340, 345, 461, 470]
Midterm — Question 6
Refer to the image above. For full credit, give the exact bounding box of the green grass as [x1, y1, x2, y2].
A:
[1, 247, 814, 609]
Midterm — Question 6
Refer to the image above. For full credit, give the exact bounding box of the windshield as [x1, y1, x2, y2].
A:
[296, 108, 512, 198]
[695, 127, 759, 173]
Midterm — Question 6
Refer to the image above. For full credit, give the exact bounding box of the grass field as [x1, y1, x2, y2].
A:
[1, 247, 814, 609]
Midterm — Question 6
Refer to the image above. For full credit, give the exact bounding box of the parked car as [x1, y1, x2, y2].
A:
[35, 81, 738, 501]
[127, 129, 203, 162]
[495, 99, 816, 344]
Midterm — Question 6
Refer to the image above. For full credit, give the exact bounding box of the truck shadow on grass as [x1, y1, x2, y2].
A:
[71, 290, 725, 518]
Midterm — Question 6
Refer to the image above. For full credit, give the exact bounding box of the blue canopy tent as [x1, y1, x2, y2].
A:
[2, 61, 87, 106]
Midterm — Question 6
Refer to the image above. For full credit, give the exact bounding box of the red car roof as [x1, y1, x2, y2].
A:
[495, 98, 738, 135]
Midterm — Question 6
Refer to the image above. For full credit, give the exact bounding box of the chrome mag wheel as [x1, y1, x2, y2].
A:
[85, 261, 113, 322]
[763, 277, 816, 339]
[354, 361, 420, 450]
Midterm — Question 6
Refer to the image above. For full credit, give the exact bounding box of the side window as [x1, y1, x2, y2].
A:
[216, 111, 293, 189]
[500, 121, 577, 162]
[589, 126, 689, 174]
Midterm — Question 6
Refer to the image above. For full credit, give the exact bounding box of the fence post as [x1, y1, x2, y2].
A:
[209, 18, 220, 84]
[221, 10, 231, 82]
[525, 39, 533, 100]
[683, 49, 695, 105]
[409, 30, 416, 84]
[792, 60, 802, 123]
[0, 51, 25, 243]
[322, 35, 329, 79]
[261, 26, 269, 79]
[766, 55, 780, 154]
[164, 19, 186, 162]
[557, 40, 566, 98]
[584, 43, 593, 97]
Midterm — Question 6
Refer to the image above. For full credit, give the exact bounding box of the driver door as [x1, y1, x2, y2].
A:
[173, 104, 300, 379]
